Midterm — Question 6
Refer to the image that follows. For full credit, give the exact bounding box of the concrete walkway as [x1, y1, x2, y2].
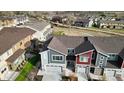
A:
[37, 70, 62, 81]
[4, 71, 19, 81]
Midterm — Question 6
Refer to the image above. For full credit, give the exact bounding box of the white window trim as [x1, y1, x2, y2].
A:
[7, 51, 10, 56]
[79, 56, 89, 63]
[52, 55, 63, 62]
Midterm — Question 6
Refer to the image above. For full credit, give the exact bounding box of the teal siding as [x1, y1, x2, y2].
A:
[108, 54, 118, 61]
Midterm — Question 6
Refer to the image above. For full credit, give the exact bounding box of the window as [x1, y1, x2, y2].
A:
[79, 56, 89, 62]
[1, 68, 6, 74]
[68, 48, 74, 55]
[20, 42, 22, 46]
[1, 70, 4, 74]
[7, 51, 10, 56]
[13, 45, 16, 50]
[108, 54, 118, 61]
[52, 55, 63, 62]
[4, 68, 6, 72]
[92, 52, 96, 59]
[100, 56, 104, 60]
[99, 61, 103, 64]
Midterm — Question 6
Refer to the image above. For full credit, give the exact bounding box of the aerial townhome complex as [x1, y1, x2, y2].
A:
[39, 36, 124, 81]
[0, 11, 124, 81]
[0, 27, 35, 80]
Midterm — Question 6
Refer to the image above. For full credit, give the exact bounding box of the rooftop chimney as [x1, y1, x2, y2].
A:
[84, 37, 88, 41]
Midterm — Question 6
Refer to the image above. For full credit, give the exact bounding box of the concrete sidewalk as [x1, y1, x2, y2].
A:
[4, 71, 19, 81]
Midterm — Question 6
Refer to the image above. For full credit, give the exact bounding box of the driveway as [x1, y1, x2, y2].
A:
[37, 70, 62, 81]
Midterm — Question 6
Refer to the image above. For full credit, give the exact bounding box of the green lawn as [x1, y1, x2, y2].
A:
[52, 31, 65, 36]
[15, 55, 40, 81]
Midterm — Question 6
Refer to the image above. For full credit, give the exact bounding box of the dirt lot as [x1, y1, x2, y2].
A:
[53, 26, 115, 37]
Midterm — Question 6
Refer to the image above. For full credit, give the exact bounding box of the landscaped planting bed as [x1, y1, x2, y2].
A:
[15, 55, 40, 81]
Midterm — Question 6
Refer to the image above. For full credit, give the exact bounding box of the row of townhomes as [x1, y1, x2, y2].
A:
[0, 16, 53, 80]
[0, 27, 35, 80]
[99, 20, 124, 29]
[38, 36, 124, 81]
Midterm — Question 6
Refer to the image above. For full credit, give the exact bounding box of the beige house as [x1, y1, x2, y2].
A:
[0, 27, 35, 80]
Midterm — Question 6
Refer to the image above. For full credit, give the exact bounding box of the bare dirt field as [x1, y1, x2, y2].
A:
[53, 26, 115, 37]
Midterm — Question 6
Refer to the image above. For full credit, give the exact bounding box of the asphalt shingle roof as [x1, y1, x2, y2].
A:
[6, 49, 25, 63]
[0, 27, 35, 55]
[89, 37, 124, 55]
[24, 20, 50, 32]
[48, 36, 94, 55]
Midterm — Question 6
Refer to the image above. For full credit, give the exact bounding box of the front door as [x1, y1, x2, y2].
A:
[66, 61, 75, 72]
[66, 55, 76, 72]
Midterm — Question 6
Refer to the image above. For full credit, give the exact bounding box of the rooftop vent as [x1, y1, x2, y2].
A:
[84, 37, 88, 41]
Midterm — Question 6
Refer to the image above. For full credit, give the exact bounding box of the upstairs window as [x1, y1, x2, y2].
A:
[68, 48, 75, 55]
[100, 56, 104, 60]
[1, 68, 7, 74]
[108, 54, 118, 61]
[20, 42, 22, 45]
[7, 51, 10, 56]
[79, 56, 89, 62]
[52, 55, 63, 62]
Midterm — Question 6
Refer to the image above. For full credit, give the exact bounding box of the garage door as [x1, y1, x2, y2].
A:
[77, 67, 86, 73]
[106, 70, 115, 77]
[46, 66, 62, 74]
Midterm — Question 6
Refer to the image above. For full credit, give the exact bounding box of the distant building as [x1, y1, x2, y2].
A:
[51, 16, 62, 23]
[99, 20, 124, 29]
[73, 19, 93, 27]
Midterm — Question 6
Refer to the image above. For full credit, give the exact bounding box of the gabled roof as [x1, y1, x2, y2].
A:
[48, 36, 124, 59]
[75, 41, 95, 54]
[24, 20, 50, 32]
[6, 49, 25, 63]
[0, 27, 35, 55]
[48, 36, 94, 55]
[88, 37, 124, 55]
